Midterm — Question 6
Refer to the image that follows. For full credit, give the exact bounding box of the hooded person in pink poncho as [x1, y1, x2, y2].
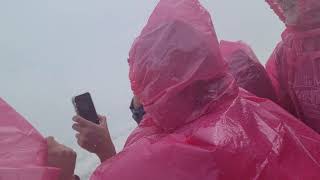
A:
[220, 40, 277, 102]
[128, 40, 278, 126]
[87, 0, 320, 179]
[2, 0, 320, 179]
[266, 0, 320, 133]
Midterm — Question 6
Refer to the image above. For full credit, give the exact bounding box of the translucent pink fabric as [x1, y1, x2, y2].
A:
[0, 98, 60, 180]
[266, 27, 320, 133]
[220, 40, 277, 101]
[91, 0, 320, 179]
[266, 0, 320, 29]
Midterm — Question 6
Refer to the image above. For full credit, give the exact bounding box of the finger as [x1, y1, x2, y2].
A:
[77, 137, 89, 149]
[72, 115, 85, 123]
[72, 123, 83, 132]
[46, 136, 55, 142]
[73, 115, 94, 127]
[75, 133, 80, 140]
[46, 136, 56, 146]
[46, 137, 62, 150]
[98, 115, 107, 127]
[77, 138, 84, 147]
[72, 116, 78, 122]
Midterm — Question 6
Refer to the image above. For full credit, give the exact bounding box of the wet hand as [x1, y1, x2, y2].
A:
[72, 115, 116, 162]
[46, 136, 77, 180]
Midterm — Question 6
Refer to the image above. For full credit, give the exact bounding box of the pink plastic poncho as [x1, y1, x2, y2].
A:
[266, 0, 320, 29]
[266, 0, 320, 133]
[91, 0, 320, 179]
[0, 98, 60, 180]
[220, 40, 277, 101]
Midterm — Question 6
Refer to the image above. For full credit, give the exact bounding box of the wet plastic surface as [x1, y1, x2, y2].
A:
[220, 40, 277, 102]
[266, 0, 320, 133]
[266, 28, 320, 133]
[91, 0, 320, 179]
[0, 98, 60, 180]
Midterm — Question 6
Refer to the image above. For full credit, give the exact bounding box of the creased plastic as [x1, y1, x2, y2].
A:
[266, 0, 320, 133]
[220, 40, 277, 102]
[266, 27, 320, 133]
[91, 0, 320, 179]
[0, 98, 60, 180]
[265, 0, 320, 29]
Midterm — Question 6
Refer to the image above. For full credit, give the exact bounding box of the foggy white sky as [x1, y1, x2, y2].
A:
[0, 0, 284, 146]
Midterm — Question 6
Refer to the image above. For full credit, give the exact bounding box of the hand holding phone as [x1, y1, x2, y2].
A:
[72, 115, 116, 162]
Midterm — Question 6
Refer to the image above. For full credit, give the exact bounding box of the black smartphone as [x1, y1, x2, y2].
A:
[72, 92, 99, 124]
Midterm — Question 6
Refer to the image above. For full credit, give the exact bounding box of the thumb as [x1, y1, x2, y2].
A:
[98, 115, 107, 127]
[46, 136, 56, 146]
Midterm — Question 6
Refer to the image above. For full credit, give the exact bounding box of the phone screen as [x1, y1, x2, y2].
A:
[73, 92, 99, 124]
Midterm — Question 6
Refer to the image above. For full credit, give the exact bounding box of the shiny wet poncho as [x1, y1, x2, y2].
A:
[266, 0, 320, 133]
[220, 40, 277, 101]
[91, 0, 320, 179]
[0, 98, 60, 180]
[266, 0, 320, 29]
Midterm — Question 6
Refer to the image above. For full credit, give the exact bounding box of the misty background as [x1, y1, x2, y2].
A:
[0, 0, 284, 178]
